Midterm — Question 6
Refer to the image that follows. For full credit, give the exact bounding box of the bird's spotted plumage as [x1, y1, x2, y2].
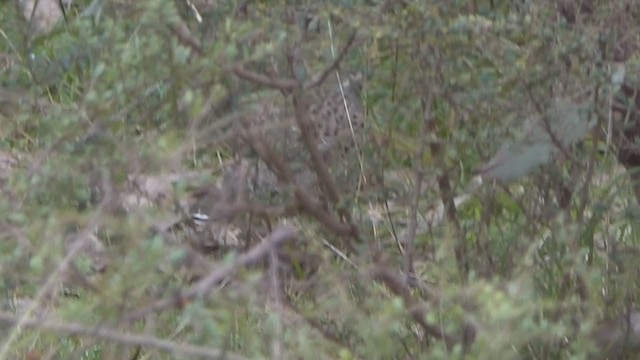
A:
[191, 75, 365, 223]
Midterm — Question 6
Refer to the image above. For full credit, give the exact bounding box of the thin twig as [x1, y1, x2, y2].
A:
[327, 21, 367, 186]
[303, 30, 358, 90]
[232, 64, 298, 90]
[231, 31, 357, 92]
[193, 224, 295, 296]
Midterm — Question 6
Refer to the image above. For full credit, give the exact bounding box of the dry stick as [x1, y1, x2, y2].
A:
[0, 312, 248, 360]
[124, 225, 297, 322]
[403, 93, 433, 283]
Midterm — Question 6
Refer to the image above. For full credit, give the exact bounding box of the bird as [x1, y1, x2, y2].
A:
[190, 74, 366, 226]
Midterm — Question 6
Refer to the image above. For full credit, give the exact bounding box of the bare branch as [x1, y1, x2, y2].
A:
[124, 225, 297, 321]
[194, 226, 296, 298]
[169, 20, 203, 55]
[231, 31, 357, 91]
[232, 64, 298, 91]
[249, 135, 359, 242]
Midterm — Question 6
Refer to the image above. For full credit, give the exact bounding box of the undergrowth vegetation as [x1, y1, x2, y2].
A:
[1, 0, 640, 359]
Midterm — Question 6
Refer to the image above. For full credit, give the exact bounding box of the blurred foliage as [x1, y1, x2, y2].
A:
[1, 0, 640, 359]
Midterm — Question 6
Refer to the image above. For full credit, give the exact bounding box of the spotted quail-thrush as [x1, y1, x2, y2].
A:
[191, 75, 365, 223]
